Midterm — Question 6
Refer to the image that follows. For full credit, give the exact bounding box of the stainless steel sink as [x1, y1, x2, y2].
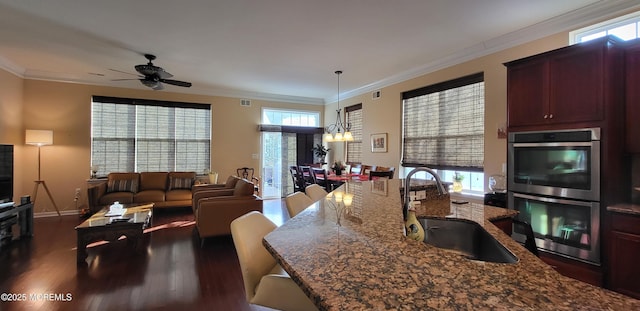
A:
[418, 217, 518, 264]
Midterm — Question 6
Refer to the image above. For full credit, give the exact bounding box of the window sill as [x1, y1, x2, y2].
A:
[449, 191, 484, 204]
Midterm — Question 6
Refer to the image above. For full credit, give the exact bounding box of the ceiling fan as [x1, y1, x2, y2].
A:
[111, 54, 192, 90]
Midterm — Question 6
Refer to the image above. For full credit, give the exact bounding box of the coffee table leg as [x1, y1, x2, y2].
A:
[77, 231, 89, 264]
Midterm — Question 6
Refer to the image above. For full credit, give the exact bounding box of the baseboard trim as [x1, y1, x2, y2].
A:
[34, 210, 81, 218]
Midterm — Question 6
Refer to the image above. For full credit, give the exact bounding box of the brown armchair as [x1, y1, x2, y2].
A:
[191, 175, 241, 212]
[192, 178, 263, 241]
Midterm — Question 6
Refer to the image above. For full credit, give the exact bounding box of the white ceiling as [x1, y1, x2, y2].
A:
[1, 0, 638, 104]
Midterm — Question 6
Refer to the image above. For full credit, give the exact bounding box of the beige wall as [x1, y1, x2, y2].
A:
[0, 69, 26, 204]
[1, 11, 633, 213]
[2, 77, 322, 214]
[325, 31, 568, 187]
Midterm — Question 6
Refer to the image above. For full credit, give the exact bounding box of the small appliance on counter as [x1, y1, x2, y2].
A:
[485, 174, 507, 208]
[484, 191, 506, 208]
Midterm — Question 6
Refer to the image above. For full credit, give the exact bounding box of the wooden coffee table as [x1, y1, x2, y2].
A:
[75, 203, 153, 264]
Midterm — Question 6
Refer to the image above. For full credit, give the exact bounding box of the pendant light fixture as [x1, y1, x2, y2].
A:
[324, 70, 354, 142]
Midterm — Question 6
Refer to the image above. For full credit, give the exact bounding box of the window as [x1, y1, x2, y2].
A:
[260, 108, 323, 198]
[571, 10, 640, 43]
[262, 109, 320, 127]
[91, 96, 211, 175]
[401, 73, 484, 192]
[346, 104, 363, 164]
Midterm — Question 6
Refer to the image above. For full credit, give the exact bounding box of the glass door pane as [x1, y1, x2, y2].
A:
[262, 132, 281, 199]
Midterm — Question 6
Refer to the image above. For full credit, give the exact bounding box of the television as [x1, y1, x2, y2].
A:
[0, 144, 13, 203]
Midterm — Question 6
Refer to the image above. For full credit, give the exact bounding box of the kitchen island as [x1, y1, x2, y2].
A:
[263, 179, 640, 310]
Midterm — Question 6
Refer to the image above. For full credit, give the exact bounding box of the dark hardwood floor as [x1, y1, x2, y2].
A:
[0, 199, 289, 311]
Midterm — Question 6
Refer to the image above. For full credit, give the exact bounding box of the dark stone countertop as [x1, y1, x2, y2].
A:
[263, 179, 640, 310]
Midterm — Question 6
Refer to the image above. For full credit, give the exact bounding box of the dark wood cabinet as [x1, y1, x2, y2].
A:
[506, 58, 548, 127]
[506, 36, 620, 129]
[608, 211, 640, 299]
[539, 252, 603, 287]
[490, 217, 512, 236]
[625, 39, 640, 153]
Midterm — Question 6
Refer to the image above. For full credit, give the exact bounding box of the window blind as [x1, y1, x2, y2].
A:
[346, 104, 363, 163]
[401, 73, 484, 171]
[91, 96, 211, 175]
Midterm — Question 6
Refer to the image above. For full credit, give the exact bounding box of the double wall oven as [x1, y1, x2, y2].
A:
[508, 128, 601, 265]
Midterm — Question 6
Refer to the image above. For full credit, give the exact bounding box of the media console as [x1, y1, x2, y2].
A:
[0, 203, 34, 249]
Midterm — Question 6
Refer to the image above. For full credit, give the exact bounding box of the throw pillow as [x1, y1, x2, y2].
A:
[107, 178, 139, 193]
[169, 177, 194, 190]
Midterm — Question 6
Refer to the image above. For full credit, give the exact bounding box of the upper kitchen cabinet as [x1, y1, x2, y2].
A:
[506, 36, 624, 129]
[625, 38, 640, 153]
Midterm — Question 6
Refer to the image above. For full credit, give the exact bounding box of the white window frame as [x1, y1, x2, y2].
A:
[261, 108, 320, 127]
[570, 10, 640, 44]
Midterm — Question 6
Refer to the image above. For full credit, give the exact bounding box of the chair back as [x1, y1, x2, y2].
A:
[237, 167, 260, 195]
[512, 218, 539, 257]
[305, 184, 328, 202]
[289, 166, 304, 192]
[310, 168, 328, 190]
[298, 165, 315, 186]
[230, 211, 278, 302]
[237, 167, 255, 180]
[369, 170, 394, 180]
[285, 192, 313, 218]
[350, 164, 362, 175]
[375, 166, 394, 172]
[362, 165, 375, 175]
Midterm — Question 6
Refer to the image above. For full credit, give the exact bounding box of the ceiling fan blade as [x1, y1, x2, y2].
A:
[109, 68, 140, 76]
[111, 78, 139, 81]
[157, 70, 173, 80]
[161, 79, 192, 88]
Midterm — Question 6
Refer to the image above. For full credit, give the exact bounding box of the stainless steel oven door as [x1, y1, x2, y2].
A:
[508, 140, 600, 201]
[509, 192, 600, 265]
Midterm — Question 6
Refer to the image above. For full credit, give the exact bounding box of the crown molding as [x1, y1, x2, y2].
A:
[331, 0, 640, 103]
[0, 55, 25, 78]
[3, 66, 325, 105]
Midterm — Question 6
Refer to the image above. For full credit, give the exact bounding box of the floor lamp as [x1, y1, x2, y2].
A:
[26, 129, 60, 216]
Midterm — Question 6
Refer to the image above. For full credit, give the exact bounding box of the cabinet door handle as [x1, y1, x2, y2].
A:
[543, 114, 548, 119]
[549, 114, 553, 119]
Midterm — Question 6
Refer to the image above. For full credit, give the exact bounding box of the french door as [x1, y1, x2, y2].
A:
[261, 132, 320, 198]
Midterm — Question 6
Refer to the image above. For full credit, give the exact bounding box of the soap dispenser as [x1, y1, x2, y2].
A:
[405, 202, 425, 241]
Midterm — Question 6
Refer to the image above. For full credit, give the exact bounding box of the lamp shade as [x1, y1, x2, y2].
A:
[26, 130, 53, 146]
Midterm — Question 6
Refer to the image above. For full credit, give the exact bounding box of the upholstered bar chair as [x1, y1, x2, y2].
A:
[231, 212, 318, 311]
[285, 192, 313, 218]
[305, 184, 328, 202]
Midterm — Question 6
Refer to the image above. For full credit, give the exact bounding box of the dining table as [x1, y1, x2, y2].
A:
[319, 173, 368, 190]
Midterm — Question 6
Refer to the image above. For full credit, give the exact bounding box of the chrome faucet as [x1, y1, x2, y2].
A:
[403, 167, 448, 220]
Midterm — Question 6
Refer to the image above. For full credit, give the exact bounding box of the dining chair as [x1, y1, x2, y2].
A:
[362, 165, 375, 175]
[305, 184, 328, 202]
[237, 167, 260, 195]
[285, 192, 313, 218]
[230, 211, 318, 311]
[299, 165, 315, 188]
[310, 167, 329, 191]
[375, 166, 394, 172]
[369, 170, 394, 180]
[349, 164, 362, 175]
[289, 166, 304, 193]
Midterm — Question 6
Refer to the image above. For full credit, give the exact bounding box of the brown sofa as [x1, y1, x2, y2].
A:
[192, 176, 263, 239]
[88, 171, 197, 213]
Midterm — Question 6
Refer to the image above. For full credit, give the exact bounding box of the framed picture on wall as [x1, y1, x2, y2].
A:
[371, 133, 388, 153]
